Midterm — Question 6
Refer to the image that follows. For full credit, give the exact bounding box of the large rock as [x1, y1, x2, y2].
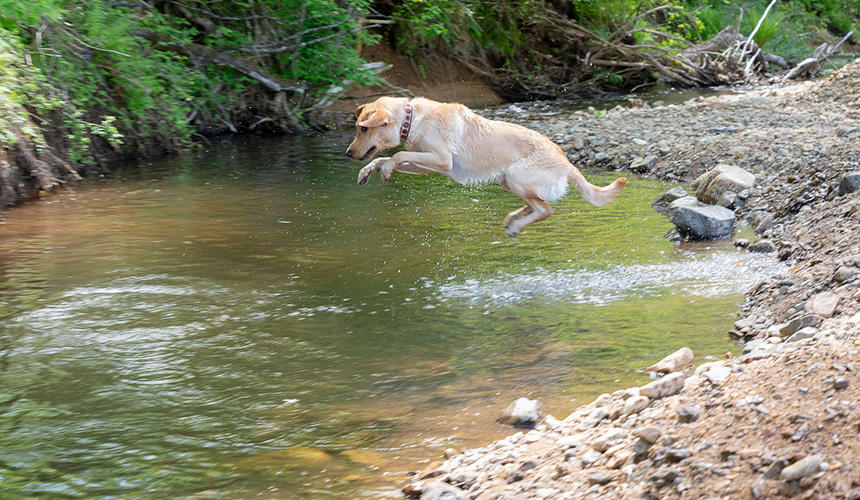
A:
[669, 204, 735, 240]
[497, 397, 544, 428]
[694, 164, 756, 204]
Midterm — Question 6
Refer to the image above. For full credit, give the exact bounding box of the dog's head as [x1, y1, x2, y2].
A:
[346, 98, 401, 161]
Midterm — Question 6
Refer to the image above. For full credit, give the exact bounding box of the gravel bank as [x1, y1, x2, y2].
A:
[405, 60, 860, 499]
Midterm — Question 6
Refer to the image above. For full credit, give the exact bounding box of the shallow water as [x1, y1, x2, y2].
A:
[0, 132, 781, 498]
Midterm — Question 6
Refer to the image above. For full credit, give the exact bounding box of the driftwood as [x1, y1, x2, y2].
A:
[452, 0, 818, 98]
[783, 30, 854, 82]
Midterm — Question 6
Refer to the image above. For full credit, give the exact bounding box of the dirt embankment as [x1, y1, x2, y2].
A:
[333, 43, 504, 114]
[405, 61, 860, 499]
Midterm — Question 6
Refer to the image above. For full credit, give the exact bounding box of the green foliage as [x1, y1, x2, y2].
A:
[684, 0, 857, 62]
[0, 0, 380, 164]
[746, 5, 784, 48]
[392, 0, 538, 59]
[796, 0, 859, 33]
[570, 0, 639, 36]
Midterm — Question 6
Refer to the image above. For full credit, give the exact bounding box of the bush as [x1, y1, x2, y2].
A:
[0, 0, 381, 164]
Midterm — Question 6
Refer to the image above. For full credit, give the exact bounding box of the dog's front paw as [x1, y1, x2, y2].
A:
[357, 164, 379, 185]
[357, 167, 373, 185]
[357, 158, 388, 185]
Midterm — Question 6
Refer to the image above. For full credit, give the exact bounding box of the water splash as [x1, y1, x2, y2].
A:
[436, 250, 785, 308]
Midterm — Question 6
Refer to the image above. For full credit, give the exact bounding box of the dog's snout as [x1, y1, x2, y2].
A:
[346, 148, 354, 158]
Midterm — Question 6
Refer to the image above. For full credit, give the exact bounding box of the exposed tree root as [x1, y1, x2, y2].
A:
[0, 119, 82, 209]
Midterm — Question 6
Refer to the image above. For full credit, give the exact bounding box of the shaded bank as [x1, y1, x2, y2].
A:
[0, 0, 379, 209]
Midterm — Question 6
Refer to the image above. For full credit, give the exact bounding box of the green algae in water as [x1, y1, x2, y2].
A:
[0, 133, 781, 498]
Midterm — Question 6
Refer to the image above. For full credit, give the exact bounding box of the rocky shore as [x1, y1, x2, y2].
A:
[405, 61, 860, 499]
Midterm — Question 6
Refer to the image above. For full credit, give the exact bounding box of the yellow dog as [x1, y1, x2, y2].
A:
[347, 97, 627, 235]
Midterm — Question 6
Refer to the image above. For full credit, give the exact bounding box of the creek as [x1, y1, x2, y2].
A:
[0, 125, 781, 497]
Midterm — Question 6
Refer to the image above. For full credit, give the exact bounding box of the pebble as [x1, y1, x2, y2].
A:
[748, 239, 776, 253]
[650, 466, 680, 486]
[633, 438, 652, 455]
[832, 376, 849, 390]
[581, 449, 603, 467]
[653, 187, 690, 213]
[778, 314, 823, 337]
[587, 472, 614, 485]
[593, 428, 626, 452]
[837, 172, 860, 195]
[780, 455, 823, 480]
[623, 395, 650, 415]
[635, 426, 662, 444]
[536, 488, 561, 500]
[786, 327, 818, 343]
[703, 365, 732, 386]
[804, 292, 839, 318]
[676, 406, 700, 423]
[420, 480, 467, 500]
[666, 448, 692, 463]
[833, 266, 857, 283]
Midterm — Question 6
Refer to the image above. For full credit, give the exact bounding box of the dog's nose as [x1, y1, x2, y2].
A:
[346, 148, 354, 158]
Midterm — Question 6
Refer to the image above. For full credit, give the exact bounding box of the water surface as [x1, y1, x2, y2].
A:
[0, 132, 780, 498]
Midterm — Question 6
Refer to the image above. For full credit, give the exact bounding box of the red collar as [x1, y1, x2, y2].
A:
[399, 103, 413, 143]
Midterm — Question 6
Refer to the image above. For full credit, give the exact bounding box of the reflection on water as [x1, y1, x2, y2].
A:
[0, 132, 782, 497]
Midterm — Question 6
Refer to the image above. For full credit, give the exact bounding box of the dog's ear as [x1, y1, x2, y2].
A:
[357, 109, 392, 128]
[354, 103, 367, 119]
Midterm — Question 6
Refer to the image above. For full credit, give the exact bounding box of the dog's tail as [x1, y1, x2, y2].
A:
[568, 166, 627, 207]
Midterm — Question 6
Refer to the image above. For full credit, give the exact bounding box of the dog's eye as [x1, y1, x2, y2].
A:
[360, 126, 368, 133]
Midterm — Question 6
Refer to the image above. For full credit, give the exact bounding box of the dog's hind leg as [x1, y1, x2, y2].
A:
[503, 206, 532, 229]
[505, 198, 552, 236]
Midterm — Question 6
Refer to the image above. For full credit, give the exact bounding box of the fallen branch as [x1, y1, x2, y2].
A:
[131, 30, 305, 94]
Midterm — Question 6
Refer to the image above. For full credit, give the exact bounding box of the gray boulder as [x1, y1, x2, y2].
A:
[669, 204, 735, 240]
[694, 164, 756, 204]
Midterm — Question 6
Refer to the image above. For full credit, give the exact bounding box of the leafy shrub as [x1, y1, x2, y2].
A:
[0, 0, 381, 165]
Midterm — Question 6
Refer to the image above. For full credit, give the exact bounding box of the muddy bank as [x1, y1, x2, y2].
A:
[405, 61, 860, 499]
